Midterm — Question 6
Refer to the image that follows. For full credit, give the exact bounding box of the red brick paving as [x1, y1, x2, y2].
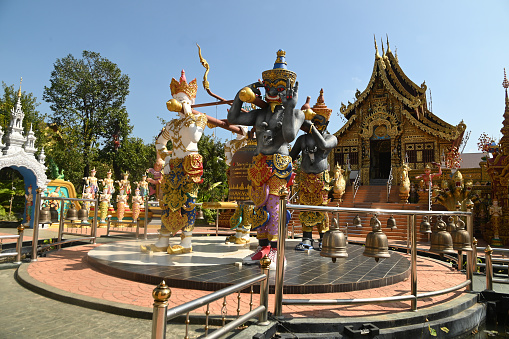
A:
[26, 242, 469, 318]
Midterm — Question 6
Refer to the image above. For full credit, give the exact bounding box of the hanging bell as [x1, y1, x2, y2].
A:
[387, 215, 397, 230]
[320, 221, 348, 263]
[196, 209, 204, 220]
[432, 215, 444, 232]
[66, 205, 79, 221]
[39, 207, 51, 224]
[419, 216, 432, 233]
[353, 214, 362, 228]
[452, 217, 472, 251]
[78, 208, 89, 223]
[446, 216, 456, 233]
[50, 206, 59, 223]
[429, 216, 455, 254]
[363, 214, 390, 262]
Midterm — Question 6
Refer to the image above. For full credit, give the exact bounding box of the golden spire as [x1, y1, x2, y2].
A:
[504, 68, 509, 104]
[17, 77, 22, 98]
[381, 38, 385, 56]
[386, 34, 391, 54]
[374, 35, 380, 59]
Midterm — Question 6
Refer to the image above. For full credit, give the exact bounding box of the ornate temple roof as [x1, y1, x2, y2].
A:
[337, 37, 465, 142]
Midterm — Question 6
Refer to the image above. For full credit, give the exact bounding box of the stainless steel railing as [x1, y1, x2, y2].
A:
[31, 190, 99, 261]
[474, 246, 509, 290]
[273, 199, 474, 315]
[106, 200, 151, 239]
[151, 262, 272, 339]
[0, 225, 25, 264]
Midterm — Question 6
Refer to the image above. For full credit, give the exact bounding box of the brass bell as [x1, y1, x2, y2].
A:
[446, 216, 456, 233]
[321, 220, 348, 263]
[387, 215, 397, 230]
[353, 214, 362, 228]
[419, 216, 432, 233]
[196, 209, 204, 220]
[50, 206, 59, 223]
[433, 215, 445, 232]
[363, 214, 390, 262]
[452, 217, 472, 251]
[78, 208, 89, 222]
[429, 216, 455, 254]
[39, 207, 51, 224]
[66, 205, 79, 221]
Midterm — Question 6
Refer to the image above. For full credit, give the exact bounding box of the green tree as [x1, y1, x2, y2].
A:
[43, 50, 131, 180]
[99, 136, 156, 187]
[0, 81, 46, 149]
[197, 135, 229, 223]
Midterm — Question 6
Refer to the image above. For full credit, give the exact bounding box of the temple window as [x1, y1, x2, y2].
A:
[406, 142, 434, 166]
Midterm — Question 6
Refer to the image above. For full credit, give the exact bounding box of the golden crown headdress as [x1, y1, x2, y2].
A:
[262, 50, 297, 86]
[170, 70, 198, 99]
[311, 89, 332, 122]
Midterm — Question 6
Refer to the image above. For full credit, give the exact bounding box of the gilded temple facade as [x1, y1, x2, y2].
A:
[332, 39, 466, 186]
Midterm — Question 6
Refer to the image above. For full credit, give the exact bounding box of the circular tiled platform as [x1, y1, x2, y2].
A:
[87, 237, 410, 294]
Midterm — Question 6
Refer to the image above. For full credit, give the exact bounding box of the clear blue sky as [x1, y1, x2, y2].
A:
[1, 1, 508, 153]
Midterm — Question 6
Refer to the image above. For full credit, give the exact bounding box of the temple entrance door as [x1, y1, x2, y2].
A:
[369, 139, 392, 180]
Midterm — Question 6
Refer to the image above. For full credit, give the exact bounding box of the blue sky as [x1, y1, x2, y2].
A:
[1, 1, 508, 153]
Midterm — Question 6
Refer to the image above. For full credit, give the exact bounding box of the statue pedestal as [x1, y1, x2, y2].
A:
[333, 193, 344, 203]
[399, 191, 409, 204]
[491, 238, 504, 247]
[418, 191, 429, 205]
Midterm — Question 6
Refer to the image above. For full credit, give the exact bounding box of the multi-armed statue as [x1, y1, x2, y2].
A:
[228, 50, 306, 267]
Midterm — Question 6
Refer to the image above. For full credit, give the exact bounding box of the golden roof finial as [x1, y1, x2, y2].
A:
[374, 35, 380, 59]
[17, 77, 22, 98]
[386, 34, 391, 53]
[504, 68, 509, 105]
[381, 38, 385, 56]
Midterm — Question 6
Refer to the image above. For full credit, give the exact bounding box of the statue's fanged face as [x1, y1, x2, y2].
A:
[263, 79, 286, 104]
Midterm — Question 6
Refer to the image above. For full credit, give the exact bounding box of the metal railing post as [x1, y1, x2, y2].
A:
[485, 245, 493, 291]
[274, 190, 288, 318]
[259, 255, 271, 325]
[151, 281, 171, 339]
[144, 198, 149, 240]
[31, 188, 43, 262]
[410, 214, 417, 311]
[92, 195, 99, 244]
[472, 238, 478, 275]
[14, 224, 24, 264]
[466, 205, 474, 291]
[57, 199, 65, 250]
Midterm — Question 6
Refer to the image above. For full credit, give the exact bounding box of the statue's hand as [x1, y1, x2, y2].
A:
[282, 80, 298, 108]
[246, 81, 264, 97]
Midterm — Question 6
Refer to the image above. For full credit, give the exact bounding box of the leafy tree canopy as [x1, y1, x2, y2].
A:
[43, 50, 131, 178]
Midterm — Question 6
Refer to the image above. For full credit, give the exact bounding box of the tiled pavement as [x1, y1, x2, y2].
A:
[23, 242, 468, 318]
[1, 225, 506, 339]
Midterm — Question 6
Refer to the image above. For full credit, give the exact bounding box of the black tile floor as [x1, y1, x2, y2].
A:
[87, 237, 410, 294]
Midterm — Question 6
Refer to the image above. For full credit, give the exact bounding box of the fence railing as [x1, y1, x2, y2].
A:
[106, 200, 150, 240]
[473, 246, 509, 290]
[31, 189, 99, 261]
[151, 260, 271, 339]
[275, 196, 474, 314]
[0, 225, 25, 264]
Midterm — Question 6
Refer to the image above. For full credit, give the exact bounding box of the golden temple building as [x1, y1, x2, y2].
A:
[332, 38, 466, 186]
